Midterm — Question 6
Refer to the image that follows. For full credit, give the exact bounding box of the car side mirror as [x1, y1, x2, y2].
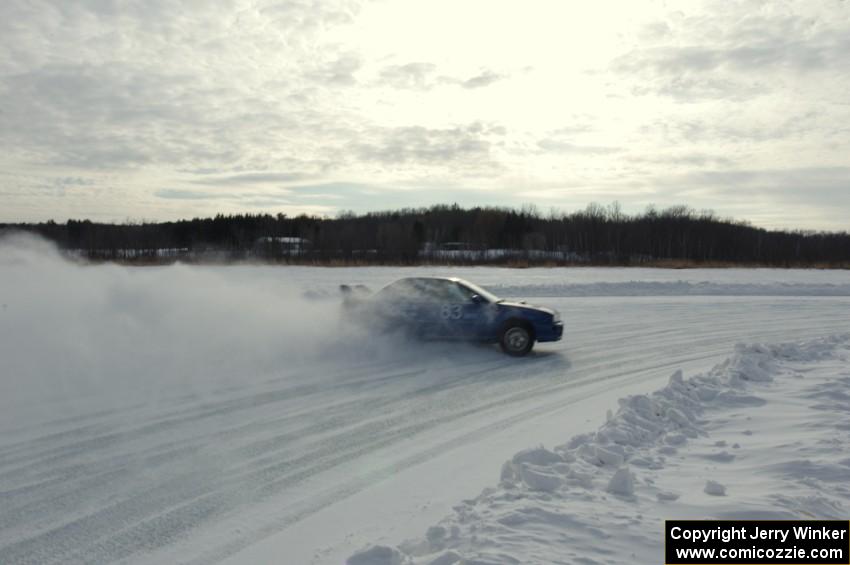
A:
[470, 294, 483, 304]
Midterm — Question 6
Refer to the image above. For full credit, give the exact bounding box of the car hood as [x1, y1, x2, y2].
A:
[497, 300, 556, 317]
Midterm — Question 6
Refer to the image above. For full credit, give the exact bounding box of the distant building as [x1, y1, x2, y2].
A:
[254, 236, 311, 256]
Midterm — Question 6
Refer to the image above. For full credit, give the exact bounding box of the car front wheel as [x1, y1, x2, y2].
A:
[499, 323, 534, 356]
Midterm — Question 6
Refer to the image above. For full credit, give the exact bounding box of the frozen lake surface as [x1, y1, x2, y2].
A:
[1, 240, 849, 564]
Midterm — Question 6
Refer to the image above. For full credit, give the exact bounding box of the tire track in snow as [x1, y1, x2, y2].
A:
[2, 298, 850, 564]
[4, 313, 850, 563]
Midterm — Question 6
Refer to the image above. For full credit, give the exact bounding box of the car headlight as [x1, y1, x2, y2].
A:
[552, 310, 561, 323]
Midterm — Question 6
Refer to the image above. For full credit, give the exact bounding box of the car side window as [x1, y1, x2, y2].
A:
[382, 279, 417, 301]
[411, 279, 443, 302]
[450, 282, 478, 303]
[429, 279, 463, 302]
[395, 279, 479, 304]
[404, 279, 433, 301]
[418, 280, 474, 303]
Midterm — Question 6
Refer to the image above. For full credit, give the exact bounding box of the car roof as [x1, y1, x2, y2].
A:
[395, 276, 463, 283]
[378, 276, 466, 292]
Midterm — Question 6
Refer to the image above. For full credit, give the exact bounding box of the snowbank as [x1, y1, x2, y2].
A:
[347, 334, 850, 565]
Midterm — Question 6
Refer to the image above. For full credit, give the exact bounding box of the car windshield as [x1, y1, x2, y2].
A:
[457, 280, 500, 303]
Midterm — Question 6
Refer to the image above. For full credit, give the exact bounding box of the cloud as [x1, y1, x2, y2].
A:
[1, 0, 849, 228]
[626, 153, 733, 168]
[611, 9, 850, 101]
[287, 181, 374, 194]
[667, 166, 850, 196]
[537, 139, 621, 155]
[0, 1, 363, 174]
[156, 188, 292, 203]
[459, 69, 504, 89]
[378, 62, 438, 89]
[353, 123, 505, 173]
[376, 62, 505, 90]
[0, 61, 280, 168]
[190, 173, 310, 186]
[155, 189, 237, 201]
[32, 176, 98, 196]
[304, 53, 362, 86]
[259, 0, 360, 30]
[652, 166, 850, 229]
[637, 109, 833, 146]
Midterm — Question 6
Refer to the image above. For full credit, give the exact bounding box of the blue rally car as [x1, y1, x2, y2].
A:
[341, 276, 563, 356]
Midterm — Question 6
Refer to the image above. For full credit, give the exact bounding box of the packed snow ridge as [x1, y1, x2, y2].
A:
[347, 334, 850, 565]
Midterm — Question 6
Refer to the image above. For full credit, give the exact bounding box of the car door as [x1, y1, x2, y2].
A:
[423, 279, 488, 339]
[382, 278, 442, 337]
[447, 281, 493, 338]
[373, 279, 425, 332]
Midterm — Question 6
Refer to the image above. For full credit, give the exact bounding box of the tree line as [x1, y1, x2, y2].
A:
[2, 203, 848, 266]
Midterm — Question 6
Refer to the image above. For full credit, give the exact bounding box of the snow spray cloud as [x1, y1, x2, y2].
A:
[0, 233, 409, 431]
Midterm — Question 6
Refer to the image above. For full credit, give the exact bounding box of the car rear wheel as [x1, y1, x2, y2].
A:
[499, 322, 534, 356]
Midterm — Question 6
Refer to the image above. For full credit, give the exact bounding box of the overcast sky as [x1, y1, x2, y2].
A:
[1, 0, 848, 229]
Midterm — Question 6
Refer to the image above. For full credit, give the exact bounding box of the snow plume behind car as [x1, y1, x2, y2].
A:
[0, 233, 427, 432]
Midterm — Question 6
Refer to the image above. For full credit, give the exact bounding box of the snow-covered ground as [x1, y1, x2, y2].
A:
[1, 234, 849, 565]
[347, 335, 850, 565]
